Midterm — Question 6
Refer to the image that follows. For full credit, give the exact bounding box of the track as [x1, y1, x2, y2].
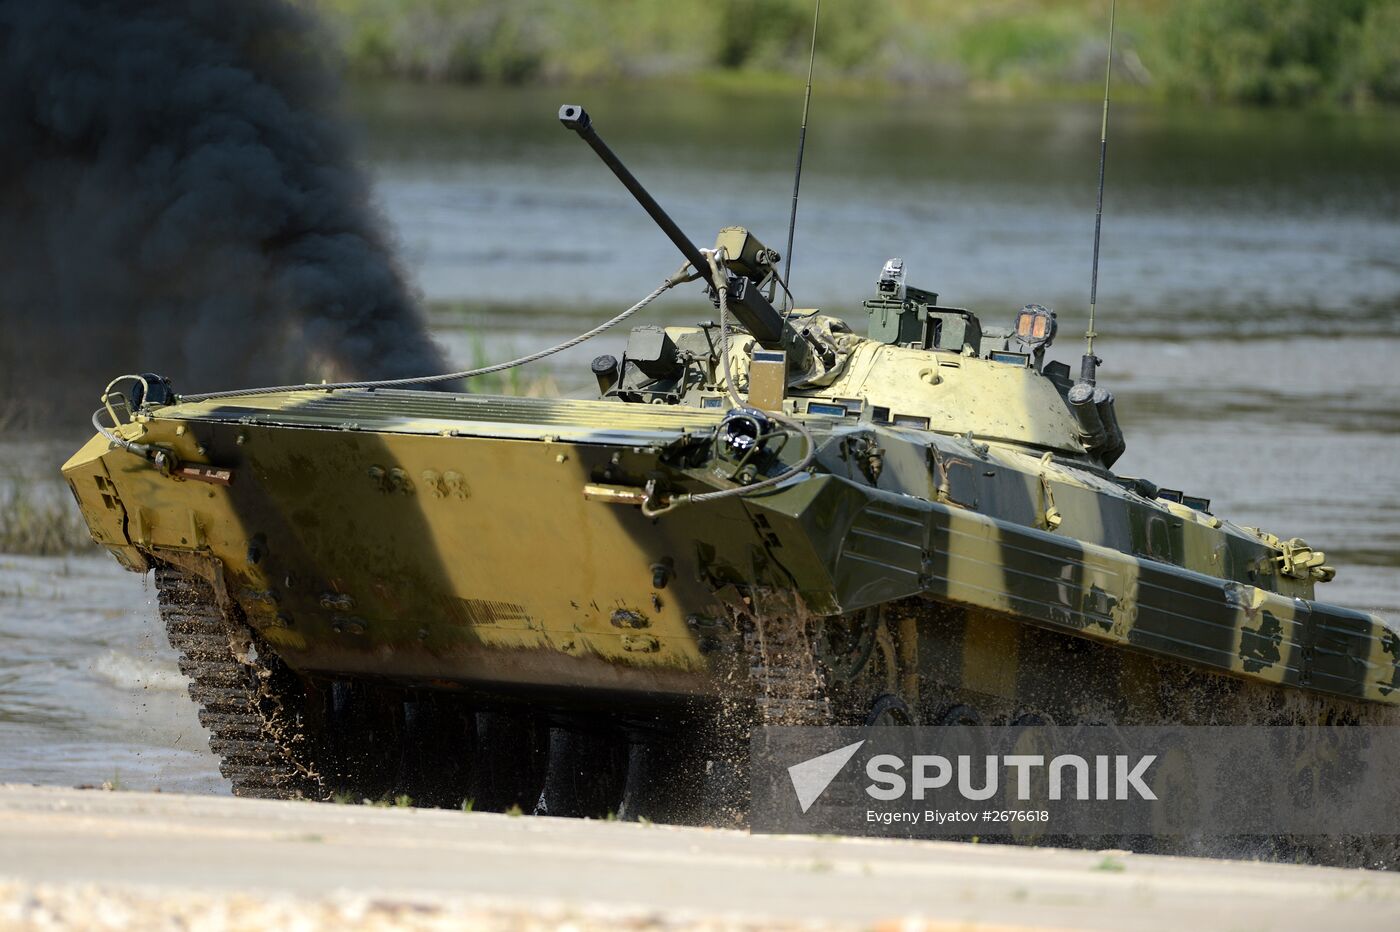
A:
[154, 565, 707, 818]
[156, 566, 316, 799]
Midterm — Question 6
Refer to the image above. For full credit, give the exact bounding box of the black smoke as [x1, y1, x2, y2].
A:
[0, 0, 450, 429]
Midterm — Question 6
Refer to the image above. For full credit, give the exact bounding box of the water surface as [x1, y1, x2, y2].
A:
[3, 84, 1397, 791]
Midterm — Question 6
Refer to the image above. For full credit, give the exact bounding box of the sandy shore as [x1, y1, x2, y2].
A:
[1, 784, 1397, 931]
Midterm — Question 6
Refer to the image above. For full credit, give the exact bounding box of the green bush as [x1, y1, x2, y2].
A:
[317, 0, 547, 83]
[1154, 0, 1400, 106]
[1335, 1, 1400, 105]
[951, 10, 1089, 84]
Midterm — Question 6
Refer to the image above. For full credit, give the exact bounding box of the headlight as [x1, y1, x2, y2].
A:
[719, 407, 771, 459]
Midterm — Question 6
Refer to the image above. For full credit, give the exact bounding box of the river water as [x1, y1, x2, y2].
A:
[3, 84, 1398, 791]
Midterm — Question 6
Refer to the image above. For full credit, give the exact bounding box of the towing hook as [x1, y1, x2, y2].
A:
[640, 478, 685, 518]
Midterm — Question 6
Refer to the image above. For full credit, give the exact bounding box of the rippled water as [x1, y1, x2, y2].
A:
[0, 553, 222, 793]
[3, 85, 1398, 791]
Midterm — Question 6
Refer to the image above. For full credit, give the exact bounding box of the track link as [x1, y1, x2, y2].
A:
[736, 598, 832, 727]
[155, 566, 319, 799]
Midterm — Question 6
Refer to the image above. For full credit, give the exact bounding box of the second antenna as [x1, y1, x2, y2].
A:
[783, 0, 821, 299]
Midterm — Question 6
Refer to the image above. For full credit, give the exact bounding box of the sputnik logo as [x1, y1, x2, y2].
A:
[787, 740, 866, 813]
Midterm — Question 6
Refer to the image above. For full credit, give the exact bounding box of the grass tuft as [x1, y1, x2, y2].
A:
[0, 481, 95, 556]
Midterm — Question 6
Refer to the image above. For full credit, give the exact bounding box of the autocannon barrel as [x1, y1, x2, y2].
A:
[559, 104, 790, 350]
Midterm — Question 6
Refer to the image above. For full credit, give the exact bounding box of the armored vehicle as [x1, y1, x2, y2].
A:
[64, 106, 1399, 840]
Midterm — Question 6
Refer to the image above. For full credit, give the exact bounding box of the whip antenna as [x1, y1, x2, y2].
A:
[783, 0, 821, 294]
[1082, 0, 1117, 380]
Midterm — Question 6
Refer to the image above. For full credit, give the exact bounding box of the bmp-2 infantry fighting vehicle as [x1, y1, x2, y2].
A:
[63, 104, 1400, 829]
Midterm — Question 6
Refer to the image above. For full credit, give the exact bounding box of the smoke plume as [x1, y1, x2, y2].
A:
[0, 0, 449, 428]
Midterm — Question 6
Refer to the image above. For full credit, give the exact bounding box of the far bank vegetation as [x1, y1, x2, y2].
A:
[311, 0, 1400, 108]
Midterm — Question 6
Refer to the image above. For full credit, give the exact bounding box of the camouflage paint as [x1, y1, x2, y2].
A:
[64, 370, 1400, 714]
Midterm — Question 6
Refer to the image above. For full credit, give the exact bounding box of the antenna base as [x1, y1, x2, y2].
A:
[1078, 353, 1101, 386]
